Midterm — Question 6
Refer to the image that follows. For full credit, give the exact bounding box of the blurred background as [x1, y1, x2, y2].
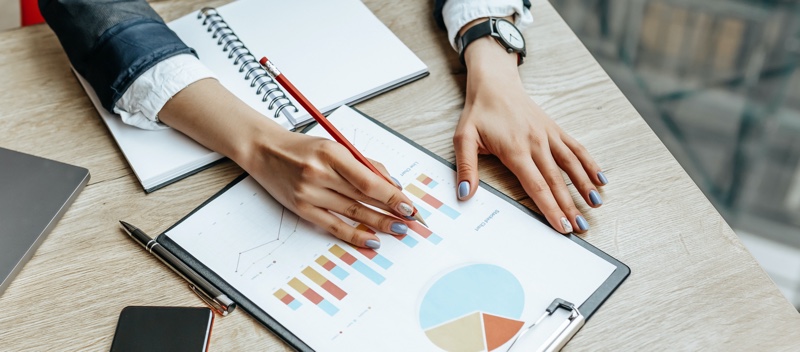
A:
[549, 0, 800, 309]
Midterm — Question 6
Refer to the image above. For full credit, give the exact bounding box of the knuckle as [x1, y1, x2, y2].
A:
[356, 177, 379, 195]
[530, 179, 550, 194]
[314, 140, 344, 163]
[545, 171, 564, 188]
[327, 222, 345, 238]
[299, 163, 324, 182]
[452, 131, 471, 145]
[343, 203, 362, 219]
[385, 191, 402, 207]
[457, 160, 476, 174]
[294, 201, 313, 215]
[350, 187, 368, 201]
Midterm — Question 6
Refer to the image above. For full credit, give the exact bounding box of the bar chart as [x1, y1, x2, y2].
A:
[287, 277, 339, 316]
[329, 244, 385, 285]
[405, 183, 461, 220]
[315, 255, 349, 280]
[274, 289, 302, 310]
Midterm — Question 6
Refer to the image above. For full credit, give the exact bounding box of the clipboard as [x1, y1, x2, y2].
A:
[157, 106, 630, 351]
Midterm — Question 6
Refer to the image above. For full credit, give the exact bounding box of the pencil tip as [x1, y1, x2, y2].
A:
[414, 213, 429, 227]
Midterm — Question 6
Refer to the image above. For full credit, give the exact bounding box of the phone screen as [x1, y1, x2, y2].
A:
[110, 306, 214, 352]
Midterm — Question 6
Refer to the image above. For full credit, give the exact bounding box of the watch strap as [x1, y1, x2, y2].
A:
[457, 18, 525, 66]
[457, 19, 494, 66]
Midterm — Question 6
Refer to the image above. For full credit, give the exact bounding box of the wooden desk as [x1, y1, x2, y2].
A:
[1, 0, 798, 350]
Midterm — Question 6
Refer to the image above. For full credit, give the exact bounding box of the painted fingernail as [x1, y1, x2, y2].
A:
[391, 222, 408, 235]
[457, 181, 470, 200]
[597, 171, 608, 185]
[390, 176, 402, 189]
[589, 190, 603, 206]
[560, 217, 573, 233]
[365, 239, 381, 249]
[576, 215, 590, 231]
[397, 202, 414, 216]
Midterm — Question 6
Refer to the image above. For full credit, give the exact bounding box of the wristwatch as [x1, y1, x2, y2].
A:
[456, 17, 526, 66]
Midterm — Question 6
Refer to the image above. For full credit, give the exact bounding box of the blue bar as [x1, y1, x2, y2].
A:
[426, 180, 439, 188]
[428, 233, 443, 244]
[373, 254, 393, 269]
[400, 235, 419, 247]
[318, 299, 339, 316]
[439, 204, 461, 219]
[288, 300, 302, 310]
[352, 260, 385, 284]
[330, 266, 349, 280]
[414, 202, 432, 219]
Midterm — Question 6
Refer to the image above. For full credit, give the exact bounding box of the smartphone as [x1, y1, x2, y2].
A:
[110, 306, 214, 352]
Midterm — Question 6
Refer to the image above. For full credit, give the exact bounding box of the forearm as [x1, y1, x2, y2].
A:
[40, 0, 193, 111]
[158, 78, 284, 170]
[460, 16, 523, 101]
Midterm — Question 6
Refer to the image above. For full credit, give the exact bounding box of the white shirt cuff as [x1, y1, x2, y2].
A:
[442, 0, 534, 50]
[113, 54, 216, 130]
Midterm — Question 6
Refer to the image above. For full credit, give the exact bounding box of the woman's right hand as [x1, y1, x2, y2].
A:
[159, 78, 412, 249]
[240, 130, 414, 249]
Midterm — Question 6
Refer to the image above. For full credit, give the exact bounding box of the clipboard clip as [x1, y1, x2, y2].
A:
[507, 298, 585, 352]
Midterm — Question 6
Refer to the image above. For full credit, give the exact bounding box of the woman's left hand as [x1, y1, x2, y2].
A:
[453, 36, 607, 234]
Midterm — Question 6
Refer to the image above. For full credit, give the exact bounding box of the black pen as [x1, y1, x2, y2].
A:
[119, 221, 236, 316]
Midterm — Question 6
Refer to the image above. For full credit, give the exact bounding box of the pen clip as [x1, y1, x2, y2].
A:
[189, 284, 228, 316]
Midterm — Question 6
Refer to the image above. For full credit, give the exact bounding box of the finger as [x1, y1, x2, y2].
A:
[551, 140, 597, 228]
[317, 190, 409, 236]
[453, 127, 480, 200]
[368, 158, 401, 189]
[298, 205, 381, 249]
[502, 154, 571, 234]
[529, 142, 586, 233]
[561, 133, 607, 187]
[330, 148, 418, 220]
[333, 183, 397, 216]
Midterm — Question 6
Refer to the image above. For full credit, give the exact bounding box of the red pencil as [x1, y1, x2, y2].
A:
[259, 57, 427, 227]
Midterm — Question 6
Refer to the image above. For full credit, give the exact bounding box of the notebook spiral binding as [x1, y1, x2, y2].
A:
[197, 8, 299, 119]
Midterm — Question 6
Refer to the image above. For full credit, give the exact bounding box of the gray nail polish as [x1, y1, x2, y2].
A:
[391, 222, 408, 234]
[457, 181, 470, 200]
[576, 215, 589, 231]
[365, 239, 381, 249]
[390, 176, 402, 189]
[589, 190, 603, 206]
[597, 171, 608, 185]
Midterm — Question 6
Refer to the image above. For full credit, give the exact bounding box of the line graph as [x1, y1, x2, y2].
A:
[235, 207, 301, 276]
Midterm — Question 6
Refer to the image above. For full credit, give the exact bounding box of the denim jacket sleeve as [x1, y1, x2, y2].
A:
[39, 0, 196, 112]
[433, 0, 532, 30]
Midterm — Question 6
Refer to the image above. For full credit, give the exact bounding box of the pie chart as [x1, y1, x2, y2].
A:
[419, 264, 526, 351]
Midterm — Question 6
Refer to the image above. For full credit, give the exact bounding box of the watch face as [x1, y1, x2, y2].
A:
[496, 20, 524, 50]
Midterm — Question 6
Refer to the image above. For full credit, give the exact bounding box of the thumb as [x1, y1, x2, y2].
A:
[368, 158, 401, 189]
[453, 130, 479, 200]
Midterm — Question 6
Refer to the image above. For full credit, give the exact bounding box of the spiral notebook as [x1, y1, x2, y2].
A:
[78, 0, 428, 192]
[157, 106, 629, 351]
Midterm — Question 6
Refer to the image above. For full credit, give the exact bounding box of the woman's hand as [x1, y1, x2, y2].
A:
[159, 79, 413, 249]
[455, 34, 607, 234]
[242, 131, 418, 249]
